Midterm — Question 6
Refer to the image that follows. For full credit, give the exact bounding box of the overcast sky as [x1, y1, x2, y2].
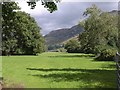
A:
[18, 1, 118, 35]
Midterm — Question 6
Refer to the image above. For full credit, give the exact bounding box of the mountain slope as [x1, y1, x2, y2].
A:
[44, 25, 84, 46]
[109, 10, 118, 15]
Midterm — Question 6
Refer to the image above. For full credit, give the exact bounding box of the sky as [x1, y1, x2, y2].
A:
[18, 0, 118, 35]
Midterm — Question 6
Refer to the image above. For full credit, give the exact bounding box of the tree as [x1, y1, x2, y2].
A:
[14, 11, 45, 55]
[64, 39, 80, 53]
[2, 2, 20, 55]
[2, 2, 45, 55]
[79, 5, 101, 53]
[79, 5, 118, 54]
[79, 5, 118, 60]
[27, 0, 60, 13]
[118, 11, 120, 52]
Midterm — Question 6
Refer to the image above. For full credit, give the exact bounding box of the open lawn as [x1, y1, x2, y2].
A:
[2, 52, 116, 88]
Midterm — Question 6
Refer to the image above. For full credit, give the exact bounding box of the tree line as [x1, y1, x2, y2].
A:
[65, 5, 119, 61]
[2, 2, 119, 60]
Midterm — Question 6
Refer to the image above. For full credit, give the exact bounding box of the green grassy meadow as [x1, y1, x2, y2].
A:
[2, 52, 116, 88]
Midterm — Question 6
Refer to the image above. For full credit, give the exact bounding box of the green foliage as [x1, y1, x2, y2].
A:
[65, 39, 81, 53]
[57, 48, 66, 52]
[48, 44, 63, 50]
[27, 0, 60, 13]
[96, 48, 117, 61]
[2, 2, 45, 55]
[79, 5, 102, 54]
[79, 5, 118, 60]
[118, 11, 120, 52]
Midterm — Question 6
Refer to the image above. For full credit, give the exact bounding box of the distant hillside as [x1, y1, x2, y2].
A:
[109, 10, 118, 15]
[62, 34, 79, 44]
[44, 25, 84, 46]
[44, 10, 117, 50]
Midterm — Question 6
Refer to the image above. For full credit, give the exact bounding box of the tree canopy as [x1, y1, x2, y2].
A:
[79, 5, 118, 54]
[2, 2, 45, 55]
[27, 0, 60, 13]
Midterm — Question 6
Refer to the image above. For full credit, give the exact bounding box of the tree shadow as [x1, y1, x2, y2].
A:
[48, 54, 95, 58]
[26, 68, 89, 72]
[101, 64, 116, 69]
[27, 68, 116, 88]
[92, 58, 115, 62]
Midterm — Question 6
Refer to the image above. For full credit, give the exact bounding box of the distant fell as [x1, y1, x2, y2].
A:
[44, 25, 84, 46]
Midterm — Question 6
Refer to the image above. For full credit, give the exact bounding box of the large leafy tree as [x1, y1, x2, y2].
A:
[14, 11, 45, 55]
[79, 5, 102, 53]
[79, 5, 118, 54]
[2, 2, 45, 55]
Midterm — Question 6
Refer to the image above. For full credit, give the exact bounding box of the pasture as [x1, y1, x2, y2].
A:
[2, 52, 116, 88]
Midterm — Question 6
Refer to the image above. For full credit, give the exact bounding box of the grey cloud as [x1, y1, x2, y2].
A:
[31, 2, 118, 35]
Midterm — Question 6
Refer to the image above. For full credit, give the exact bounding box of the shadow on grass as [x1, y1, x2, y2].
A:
[48, 54, 95, 58]
[27, 68, 116, 88]
[92, 58, 115, 62]
[27, 68, 90, 72]
[101, 64, 116, 69]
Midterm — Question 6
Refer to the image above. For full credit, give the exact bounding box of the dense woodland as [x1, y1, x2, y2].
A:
[1, 2, 120, 61]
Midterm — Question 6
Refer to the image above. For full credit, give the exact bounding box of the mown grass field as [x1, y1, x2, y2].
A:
[2, 52, 116, 88]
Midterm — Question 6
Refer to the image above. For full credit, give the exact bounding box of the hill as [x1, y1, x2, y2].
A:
[62, 34, 79, 44]
[109, 10, 118, 15]
[44, 25, 84, 46]
[44, 10, 117, 50]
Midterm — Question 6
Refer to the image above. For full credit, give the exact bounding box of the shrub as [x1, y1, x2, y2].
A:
[64, 39, 81, 53]
[57, 48, 67, 52]
[96, 48, 117, 61]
